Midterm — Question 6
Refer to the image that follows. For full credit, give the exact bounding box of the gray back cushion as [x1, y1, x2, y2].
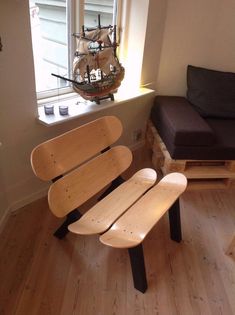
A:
[187, 65, 235, 118]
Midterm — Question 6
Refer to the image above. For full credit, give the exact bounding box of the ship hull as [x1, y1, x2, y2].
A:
[72, 67, 125, 100]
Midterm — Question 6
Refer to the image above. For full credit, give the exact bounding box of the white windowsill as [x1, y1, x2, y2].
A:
[37, 87, 155, 126]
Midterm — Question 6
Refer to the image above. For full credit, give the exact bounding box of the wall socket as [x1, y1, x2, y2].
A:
[132, 129, 142, 142]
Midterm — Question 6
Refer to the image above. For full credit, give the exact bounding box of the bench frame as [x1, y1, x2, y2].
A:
[31, 116, 187, 293]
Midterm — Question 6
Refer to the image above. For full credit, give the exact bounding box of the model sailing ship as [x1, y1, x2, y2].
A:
[52, 15, 124, 104]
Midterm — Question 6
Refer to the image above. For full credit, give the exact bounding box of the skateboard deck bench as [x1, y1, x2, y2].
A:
[31, 116, 187, 293]
[69, 172, 187, 293]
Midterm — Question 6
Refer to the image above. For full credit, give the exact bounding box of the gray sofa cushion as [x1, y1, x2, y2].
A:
[166, 117, 235, 160]
[150, 96, 235, 160]
[151, 96, 215, 146]
[187, 65, 235, 118]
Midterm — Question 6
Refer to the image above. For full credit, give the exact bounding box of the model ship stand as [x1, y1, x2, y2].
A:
[93, 93, 114, 104]
[52, 15, 124, 104]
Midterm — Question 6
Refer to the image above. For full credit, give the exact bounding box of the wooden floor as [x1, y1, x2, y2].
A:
[0, 148, 235, 315]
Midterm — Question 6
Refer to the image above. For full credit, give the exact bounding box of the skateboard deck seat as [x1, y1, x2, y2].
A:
[100, 172, 187, 248]
[68, 172, 187, 293]
[68, 168, 157, 235]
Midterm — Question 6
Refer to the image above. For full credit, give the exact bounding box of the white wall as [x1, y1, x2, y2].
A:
[120, 0, 149, 87]
[120, 0, 167, 90]
[156, 0, 235, 96]
[141, 0, 167, 89]
[0, 1, 40, 222]
[0, 0, 165, 223]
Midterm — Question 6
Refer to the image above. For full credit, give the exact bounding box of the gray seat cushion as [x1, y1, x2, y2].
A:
[150, 96, 235, 160]
[151, 96, 215, 146]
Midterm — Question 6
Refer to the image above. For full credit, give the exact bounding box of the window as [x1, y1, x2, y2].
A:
[29, 0, 118, 99]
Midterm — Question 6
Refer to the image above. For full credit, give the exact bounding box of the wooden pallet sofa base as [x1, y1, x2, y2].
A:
[146, 120, 235, 190]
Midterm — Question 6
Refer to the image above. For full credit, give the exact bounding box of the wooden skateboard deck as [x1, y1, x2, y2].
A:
[31, 116, 122, 181]
[68, 168, 157, 235]
[48, 146, 133, 217]
[100, 172, 187, 248]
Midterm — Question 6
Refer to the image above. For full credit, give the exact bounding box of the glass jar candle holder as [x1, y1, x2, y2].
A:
[44, 104, 54, 115]
[59, 105, 69, 115]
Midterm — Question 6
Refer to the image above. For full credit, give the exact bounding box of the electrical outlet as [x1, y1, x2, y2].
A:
[132, 129, 142, 142]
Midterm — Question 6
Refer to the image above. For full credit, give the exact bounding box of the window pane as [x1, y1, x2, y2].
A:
[29, 0, 69, 93]
[84, 0, 115, 28]
[29, 0, 118, 98]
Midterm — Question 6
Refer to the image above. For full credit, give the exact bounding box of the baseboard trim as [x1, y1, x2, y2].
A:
[0, 186, 48, 233]
[0, 207, 10, 234]
[10, 186, 48, 213]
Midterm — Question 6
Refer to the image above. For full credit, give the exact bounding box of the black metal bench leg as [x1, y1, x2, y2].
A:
[128, 244, 148, 293]
[98, 176, 125, 201]
[53, 209, 82, 239]
[168, 198, 182, 243]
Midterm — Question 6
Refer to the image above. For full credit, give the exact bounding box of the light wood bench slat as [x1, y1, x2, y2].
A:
[68, 168, 157, 235]
[48, 145, 132, 218]
[31, 116, 122, 181]
[100, 172, 187, 249]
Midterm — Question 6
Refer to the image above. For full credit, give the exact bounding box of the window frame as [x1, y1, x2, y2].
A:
[32, 0, 121, 101]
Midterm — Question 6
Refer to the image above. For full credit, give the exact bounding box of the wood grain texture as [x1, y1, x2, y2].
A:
[226, 235, 235, 259]
[1, 147, 235, 315]
[31, 116, 122, 181]
[100, 173, 187, 248]
[68, 168, 157, 235]
[48, 145, 133, 217]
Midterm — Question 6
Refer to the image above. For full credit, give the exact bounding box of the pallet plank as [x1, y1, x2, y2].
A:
[147, 120, 235, 190]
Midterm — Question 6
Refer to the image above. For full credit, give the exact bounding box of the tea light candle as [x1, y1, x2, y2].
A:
[59, 105, 69, 115]
[44, 104, 54, 115]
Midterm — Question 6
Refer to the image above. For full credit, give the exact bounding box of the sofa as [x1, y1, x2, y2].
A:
[148, 65, 235, 188]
